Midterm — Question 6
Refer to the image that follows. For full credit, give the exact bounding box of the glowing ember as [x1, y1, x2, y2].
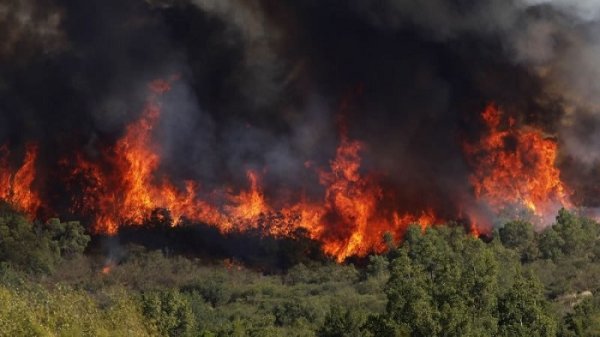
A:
[101, 261, 115, 275]
[464, 103, 571, 225]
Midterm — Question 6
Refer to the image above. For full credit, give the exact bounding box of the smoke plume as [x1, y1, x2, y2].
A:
[3, 0, 600, 258]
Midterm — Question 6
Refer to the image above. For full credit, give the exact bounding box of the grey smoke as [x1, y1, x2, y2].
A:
[189, 0, 289, 112]
[0, 0, 66, 61]
[5, 0, 600, 221]
[350, 0, 600, 165]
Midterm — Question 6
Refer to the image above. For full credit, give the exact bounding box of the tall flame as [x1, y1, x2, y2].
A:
[18, 83, 575, 262]
[63, 79, 441, 260]
[315, 132, 438, 260]
[0, 144, 41, 215]
[464, 103, 571, 225]
[68, 79, 225, 235]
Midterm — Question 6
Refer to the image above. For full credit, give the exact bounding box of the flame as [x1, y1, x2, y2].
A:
[4, 85, 573, 262]
[0, 78, 582, 263]
[0, 144, 41, 215]
[223, 171, 270, 230]
[283, 126, 440, 261]
[61, 79, 441, 261]
[66, 79, 217, 234]
[464, 103, 571, 225]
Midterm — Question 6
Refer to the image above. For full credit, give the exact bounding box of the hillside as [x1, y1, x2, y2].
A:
[1, 205, 600, 336]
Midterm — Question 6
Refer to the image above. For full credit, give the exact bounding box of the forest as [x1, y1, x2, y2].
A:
[1, 203, 600, 337]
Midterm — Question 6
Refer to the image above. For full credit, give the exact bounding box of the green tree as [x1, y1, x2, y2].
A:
[499, 221, 534, 250]
[45, 218, 90, 258]
[538, 227, 564, 260]
[363, 315, 408, 337]
[141, 289, 196, 337]
[0, 210, 60, 274]
[461, 239, 499, 335]
[561, 296, 600, 337]
[499, 220, 538, 261]
[385, 248, 439, 337]
[366, 255, 389, 280]
[317, 306, 364, 337]
[497, 273, 557, 337]
[553, 209, 586, 256]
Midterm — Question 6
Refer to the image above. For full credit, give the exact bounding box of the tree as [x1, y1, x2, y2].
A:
[499, 220, 538, 261]
[561, 296, 600, 337]
[461, 239, 499, 335]
[0, 210, 60, 274]
[365, 255, 389, 280]
[317, 306, 364, 337]
[45, 218, 90, 258]
[363, 315, 408, 337]
[385, 248, 439, 337]
[497, 272, 557, 337]
[141, 289, 196, 337]
[553, 209, 586, 256]
[499, 221, 534, 250]
[538, 227, 564, 261]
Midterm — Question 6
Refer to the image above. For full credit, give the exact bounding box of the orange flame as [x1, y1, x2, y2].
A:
[0, 82, 580, 262]
[464, 103, 571, 225]
[71, 79, 226, 235]
[65, 79, 441, 261]
[0, 144, 41, 216]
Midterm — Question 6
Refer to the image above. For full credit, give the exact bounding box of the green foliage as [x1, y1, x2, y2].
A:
[185, 276, 232, 307]
[141, 289, 196, 337]
[317, 306, 364, 337]
[0, 211, 59, 274]
[500, 220, 538, 261]
[498, 273, 557, 337]
[536, 209, 599, 261]
[2, 207, 600, 337]
[45, 218, 90, 258]
[0, 284, 153, 337]
[538, 227, 564, 260]
[561, 295, 600, 337]
[274, 300, 319, 326]
[365, 255, 389, 280]
[367, 225, 559, 337]
[363, 315, 408, 337]
[0, 207, 89, 274]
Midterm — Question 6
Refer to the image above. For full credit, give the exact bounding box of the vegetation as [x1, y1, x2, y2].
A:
[1, 205, 600, 336]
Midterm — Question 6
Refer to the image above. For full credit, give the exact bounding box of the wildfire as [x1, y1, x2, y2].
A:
[464, 103, 571, 225]
[61, 79, 442, 261]
[4, 80, 576, 262]
[0, 144, 41, 215]
[314, 132, 439, 260]
[67, 79, 225, 235]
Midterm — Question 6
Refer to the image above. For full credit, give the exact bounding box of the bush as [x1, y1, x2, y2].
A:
[140, 289, 196, 337]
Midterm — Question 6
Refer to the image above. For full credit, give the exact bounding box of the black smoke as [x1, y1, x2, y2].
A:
[2, 0, 600, 223]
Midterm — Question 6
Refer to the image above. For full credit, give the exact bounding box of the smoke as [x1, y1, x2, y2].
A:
[188, 0, 288, 111]
[346, 0, 600, 194]
[0, 0, 66, 62]
[3, 0, 600, 222]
